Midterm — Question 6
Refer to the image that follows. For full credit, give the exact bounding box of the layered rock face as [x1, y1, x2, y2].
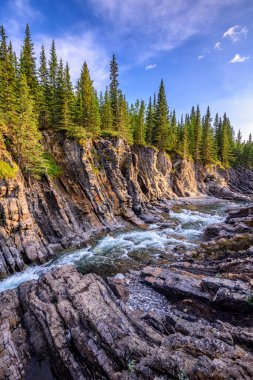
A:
[0, 136, 252, 279]
[1, 209, 253, 380]
[0, 137, 184, 278]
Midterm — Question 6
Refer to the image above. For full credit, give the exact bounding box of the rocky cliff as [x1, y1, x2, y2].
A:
[0, 135, 252, 278]
[0, 203, 253, 380]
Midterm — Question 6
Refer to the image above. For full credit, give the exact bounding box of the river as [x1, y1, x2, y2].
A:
[0, 198, 240, 293]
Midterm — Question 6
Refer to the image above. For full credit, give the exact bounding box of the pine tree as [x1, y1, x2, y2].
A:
[78, 62, 100, 135]
[109, 54, 119, 129]
[193, 105, 202, 162]
[169, 110, 177, 152]
[63, 63, 75, 130]
[146, 97, 154, 145]
[153, 80, 170, 150]
[219, 113, 233, 167]
[134, 100, 145, 145]
[118, 91, 132, 143]
[38, 45, 50, 129]
[183, 114, 190, 158]
[188, 107, 195, 157]
[13, 74, 45, 175]
[20, 24, 38, 99]
[101, 87, 113, 131]
[201, 106, 214, 164]
[0, 26, 18, 130]
[48, 40, 58, 127]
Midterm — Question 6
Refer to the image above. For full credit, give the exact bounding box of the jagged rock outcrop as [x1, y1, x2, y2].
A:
[204, 203, 253, 239]
[1, 135, 252, 279]
[0, 137, 179, 278]
[1, 243, 253, 380]
[172, 159, 199, 197]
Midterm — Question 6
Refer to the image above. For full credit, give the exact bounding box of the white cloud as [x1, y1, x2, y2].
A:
[214, 42, 223, 50]
[9, 0, 40, 18]
[223, 25, 248, 42]
[41, 32, 109, 89]
[88, 0, 241, 61]
[145, 64, 157, 70]
[5, 23, 109, 90]
[197, 55, 205, 60]
[230, 54, 249, 63]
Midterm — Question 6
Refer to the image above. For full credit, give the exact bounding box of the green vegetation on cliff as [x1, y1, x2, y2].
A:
[0, 24, 252, 178]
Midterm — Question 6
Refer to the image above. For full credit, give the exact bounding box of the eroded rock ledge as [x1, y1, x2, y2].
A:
[1, 136, 252, 279]
[1, 205, 253, 379]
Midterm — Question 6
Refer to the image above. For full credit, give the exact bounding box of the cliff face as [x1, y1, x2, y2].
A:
[1, 203, 253, 380]
[0, 136, 252, 278]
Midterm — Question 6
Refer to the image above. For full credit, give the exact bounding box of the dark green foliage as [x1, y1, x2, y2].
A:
[0, 23, 252, 178]
[146, 97, 154, 145]
[20, 24, 38, 99]
[101, 87, 113, 131]
[153, 80, 170, 150]
[201, 107, 215, 164]
[38, 45, 50, 129]
[43, 152, 62, 177]
[133, 100, 145, 145]
[109, 54, 119, 129]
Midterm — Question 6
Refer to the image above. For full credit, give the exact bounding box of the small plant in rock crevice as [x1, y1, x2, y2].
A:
[178, 368, 189, 380]
[247, 292, 253, 306]
[127, 359, 137, 373]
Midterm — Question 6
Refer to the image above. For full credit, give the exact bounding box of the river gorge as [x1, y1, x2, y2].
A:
[0, 136, 253, 380]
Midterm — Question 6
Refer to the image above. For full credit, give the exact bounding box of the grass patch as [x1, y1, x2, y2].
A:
[43, 153, 62, 178]
[0, 161, 18, 180]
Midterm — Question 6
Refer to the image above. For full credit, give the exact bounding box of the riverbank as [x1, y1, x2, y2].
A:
[0, 202, 253, 380]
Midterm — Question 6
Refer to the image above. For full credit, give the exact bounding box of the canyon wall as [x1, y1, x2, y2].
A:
[0, 136, 252, 278]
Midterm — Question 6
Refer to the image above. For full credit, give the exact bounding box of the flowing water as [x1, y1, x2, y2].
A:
[0, 198, 241, 293]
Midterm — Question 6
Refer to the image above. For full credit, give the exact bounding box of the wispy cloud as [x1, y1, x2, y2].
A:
[9, 0, 40, 19]
[4, 23, 109, 90]
[230, 53, 249, 63]
[88, 0, 241, 62]
[223, 25, 248, 42]
[145, 64, 156, 70]
[214, 42, 223, 51]
[197, 55, 205, 60]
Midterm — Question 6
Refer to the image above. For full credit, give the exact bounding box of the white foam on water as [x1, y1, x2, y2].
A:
[0, 204, 229, 293]
[0, 265, 47, 293]
[170, 209, 223, 225]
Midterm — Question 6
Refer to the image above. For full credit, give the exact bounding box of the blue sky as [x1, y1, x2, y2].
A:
[0, 0, 252, 138]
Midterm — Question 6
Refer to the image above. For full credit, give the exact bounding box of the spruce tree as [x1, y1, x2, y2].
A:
[0, 26, 18, 130]
[78, 62, 100, 135]
[220, 113, 233, 167]
[201, 107, 214, 164]
[38, 45, 50, 129]
[183, 114, 190, 158]
[20, 24, 38, 99]
[169, 110, 177, 152]
[13, 74, 45, 175]
[153, 80, 170, 150]
[101, 87, 113, 131]
[193, 105, 202, 162]
[134, 100, 145, 145]
[146, 97, 154, 145]
[118, 91, 132, 143]
[48, 40, 58, 127]
[109, 54, 119, 129]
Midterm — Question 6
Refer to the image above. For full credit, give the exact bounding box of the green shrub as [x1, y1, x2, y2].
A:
[43, 153, 62, 178]
[0, 161, 18, 180]
[99, 130, 120, 139]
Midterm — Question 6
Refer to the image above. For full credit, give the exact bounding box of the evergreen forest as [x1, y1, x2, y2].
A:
[0, 25, 252, 179]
